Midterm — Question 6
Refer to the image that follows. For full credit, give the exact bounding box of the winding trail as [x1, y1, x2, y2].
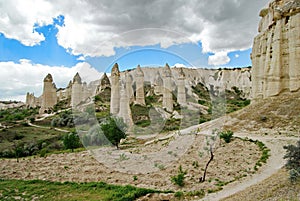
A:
[201, 133, 299, 201]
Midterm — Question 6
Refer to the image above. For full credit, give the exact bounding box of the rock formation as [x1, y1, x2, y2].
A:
[177, 68, 187, 105]
[125, 71, 134, 104]
[39, 73, 57, 114]
[135, 65, 146, 105]
[251, 0, 300, 99]
[153, 71, 164, 95]
[26, 92, 40, 108]
[94, 73, 111, 96]
[118, 82, 133, 126]
[162, 63, 173, 112]
[110, 63, 121, 115]
[71, 72, 83, 107]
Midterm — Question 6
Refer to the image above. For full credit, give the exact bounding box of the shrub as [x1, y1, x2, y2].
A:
[219, 130, 234, 143]
[101, 117, 127, 149]
[171, 165, 187, 187]
[284, 140, 300, 183]
[63, 132, 82, 152]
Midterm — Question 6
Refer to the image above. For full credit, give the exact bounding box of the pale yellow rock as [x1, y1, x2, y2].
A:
[110, 63, 121, 115]
[135, 65, 146, 106]
[252, 0, 300, 100]
[177, 68, 187, 106]
[39, 73, 57, 114]
[162, 63, 173, 112]
[71, 72, 83, 107]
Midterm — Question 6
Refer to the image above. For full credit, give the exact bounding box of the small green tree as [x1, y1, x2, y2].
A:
[171, 165, 187, 187]
[284, 140, 300, 183]
[63, 132, 81, 152]
[101, 117, 127, 149]
[219, 130, 234, 143]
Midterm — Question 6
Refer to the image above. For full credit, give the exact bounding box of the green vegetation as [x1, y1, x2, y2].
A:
[284, 140, 300, 183]
[0, 125, 65, 158]
[0, 107, 38, 124]
[51, 110, 74, 128]
[63, 132, 82, 152]
[219, 130, 234, 143]
[131, 104, 151, 127]
[245, 139, 270, 171]
[53, 98, 70, 112]
[171, 165, 187, 187]
[101, 117, 127, 149]
[0, 179, 160, 201]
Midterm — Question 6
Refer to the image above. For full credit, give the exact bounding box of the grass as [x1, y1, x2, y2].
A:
[0, 179, 160, 201]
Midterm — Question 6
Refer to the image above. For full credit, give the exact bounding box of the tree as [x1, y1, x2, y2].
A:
[199, 130, 220, 183]
[101, 117, 127, 149]
[284, 140, 300, 183]
[63, 132, 81, 152]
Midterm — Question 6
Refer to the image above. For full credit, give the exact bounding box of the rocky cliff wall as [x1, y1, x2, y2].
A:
[251, 0, 300, 99]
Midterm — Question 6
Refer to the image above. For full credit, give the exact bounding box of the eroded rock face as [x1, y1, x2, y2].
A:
[110, 63, 121, 115]
[39, 73, 57, 114]
[252, 0, 300, 99]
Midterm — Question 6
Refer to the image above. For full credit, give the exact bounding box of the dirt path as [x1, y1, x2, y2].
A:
[27, 121, 69, 133]
[201, 133, 299, 201]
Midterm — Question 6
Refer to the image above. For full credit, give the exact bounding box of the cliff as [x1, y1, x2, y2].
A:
[251, 0, 300, 99]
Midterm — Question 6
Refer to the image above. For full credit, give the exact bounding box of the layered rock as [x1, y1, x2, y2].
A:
[251, 0, 300, 99]
[39, 73, 57, 114]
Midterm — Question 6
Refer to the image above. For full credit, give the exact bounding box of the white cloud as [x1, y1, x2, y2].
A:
[173, 63, 187, 68]
[0, 0, 269, 62]
[0, 60, 102, 101]
[235, 54, 240, 58]
[208, 52, 230, 66]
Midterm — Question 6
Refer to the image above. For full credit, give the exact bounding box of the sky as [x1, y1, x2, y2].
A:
[0, 0, 269, 101]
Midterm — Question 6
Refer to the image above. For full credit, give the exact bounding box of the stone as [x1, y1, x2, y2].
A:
[162, 63, 173, 112]
[110, 63, 121, 115]
[252, 0, 300, 100]
[39, 73, 57, 114]
[125, 71, 134, 104]
[177, 68, 187, 106]
[135, 65, 146, 105]
[71, 72, 83, 107]
[118, 82, 133, 127]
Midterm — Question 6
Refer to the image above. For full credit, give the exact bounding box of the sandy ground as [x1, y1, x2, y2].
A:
[0, 120, 262, 193]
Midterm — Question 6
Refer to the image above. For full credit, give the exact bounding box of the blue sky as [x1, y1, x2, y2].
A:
[0, 17, 252, 72]
[0, 0, 268, 101]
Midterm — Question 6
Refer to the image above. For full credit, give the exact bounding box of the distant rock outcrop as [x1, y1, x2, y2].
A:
[39, 73, 57, 114]
[251, 0, 300, 99]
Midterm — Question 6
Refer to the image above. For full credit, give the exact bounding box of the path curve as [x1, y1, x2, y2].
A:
[201, 133, 299, 201]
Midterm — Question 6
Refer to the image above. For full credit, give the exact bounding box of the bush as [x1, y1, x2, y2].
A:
[101, 117, 127, 149]
[219, 130, 234, 143]
[63, 132, 82, 152]
[284, 140, 300, 183]
[171, 165, 187, 187]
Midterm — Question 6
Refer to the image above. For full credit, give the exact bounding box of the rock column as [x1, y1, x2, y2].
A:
[71, 72, 83, 107]
[177, 68, 187, 105]
[162, 63, 173, 112]
[39, 73, 57, 113]
[110, 63, 120, 115]
[135, 65, 145, 105]
[125, 71, 134, 104]
[118, 82, 133, 127]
